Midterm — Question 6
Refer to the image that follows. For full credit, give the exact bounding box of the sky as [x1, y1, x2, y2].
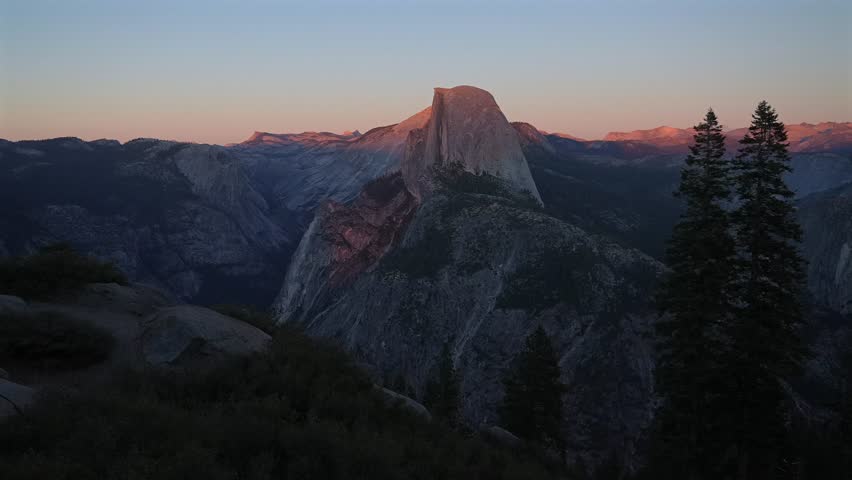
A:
[1, 0, 850, 144]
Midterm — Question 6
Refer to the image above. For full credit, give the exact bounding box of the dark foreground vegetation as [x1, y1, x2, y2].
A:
[0, 311, 114, 370]
[0, 243, 127, 300]
[648, 103, 851, 479]
[0, 327, 565, 480]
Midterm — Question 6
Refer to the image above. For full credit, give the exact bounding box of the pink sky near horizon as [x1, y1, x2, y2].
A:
[1, 1, 849, 145]
[3, 92, 848, 146]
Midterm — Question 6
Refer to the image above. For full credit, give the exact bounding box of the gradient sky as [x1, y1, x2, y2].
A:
[1, 0, 850, 144]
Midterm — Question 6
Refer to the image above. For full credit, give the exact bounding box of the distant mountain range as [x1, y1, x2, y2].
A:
[545, 121, 852, 155]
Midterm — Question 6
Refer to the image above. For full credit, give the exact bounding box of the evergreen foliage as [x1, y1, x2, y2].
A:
[653, 108, 735, 478]
[499, 326, 565, 452]
[0, 243, 128, 300]
[724, 100, 807, 478]
[652, 103, 810, 479]
[0, 310, 115, 370]
[423, 342, 462, 427]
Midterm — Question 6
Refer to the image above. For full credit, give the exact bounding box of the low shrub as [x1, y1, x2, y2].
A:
[0, 243, 128, 300]
[0, 327, 564, 480]
[0, 311, 115, 370]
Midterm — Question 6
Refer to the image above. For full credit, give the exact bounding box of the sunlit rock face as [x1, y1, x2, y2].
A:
[403, 86, 542, 202]
[275, 85, 548, 326]
[604, 126, 696, 151]
[273, 172, 418, 325]
[230, 107, 431, 214]
[600, 122, 852, 156]
[512, 122, 556, 154]
[726, 122, 852, 154]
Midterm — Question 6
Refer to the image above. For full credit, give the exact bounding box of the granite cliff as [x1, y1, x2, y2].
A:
[274, 86, 664, 466]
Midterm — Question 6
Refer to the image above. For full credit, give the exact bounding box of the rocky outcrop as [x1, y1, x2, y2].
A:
[140, 305, 271, 367]
[274, 172, 418, 323]
[512, 122, 556, 154]
[403, 86, 541, 202]
[375, 385, 432, 420]
[0, 295, 28, 315]
[481, 424, 523, 448]
[0, 379, 35, 418]
[231, 107, 431, 214]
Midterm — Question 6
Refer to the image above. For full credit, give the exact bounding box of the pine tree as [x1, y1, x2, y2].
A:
[653, 108, 735, 479]
[499, 326, 565, 451]
[424, 342, 461, 426]
[727, 100, 807, 478]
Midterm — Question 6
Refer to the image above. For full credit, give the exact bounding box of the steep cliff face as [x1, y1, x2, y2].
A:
[274, 172, 418, 323]
[786, 153, 852, 198]
[403, 86, 541, 202]
[799, 183, 852, 314]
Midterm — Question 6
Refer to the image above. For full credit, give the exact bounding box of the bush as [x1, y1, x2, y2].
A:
[0, 243, 128, 300]
[0, 327, 564, 480]
[0, 311, 115, 370]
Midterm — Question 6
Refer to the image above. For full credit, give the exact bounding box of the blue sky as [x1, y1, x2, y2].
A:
[1, 0, 849, 143]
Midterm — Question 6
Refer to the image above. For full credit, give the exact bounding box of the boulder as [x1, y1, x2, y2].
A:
[140, 305, 271, 367]
[0, 379, 35, 418]
[0, 295, 28, 316]
[481, 424, 523, 448]
[374, 385, 432, 421]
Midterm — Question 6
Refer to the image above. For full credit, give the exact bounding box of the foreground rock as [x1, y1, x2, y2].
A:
[375, 385, 432, 420]
[141, 305, 271, 367]
[481, 424, 523, 448]
[0, 295, 28, 315]
[0, 379, 35, 417]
